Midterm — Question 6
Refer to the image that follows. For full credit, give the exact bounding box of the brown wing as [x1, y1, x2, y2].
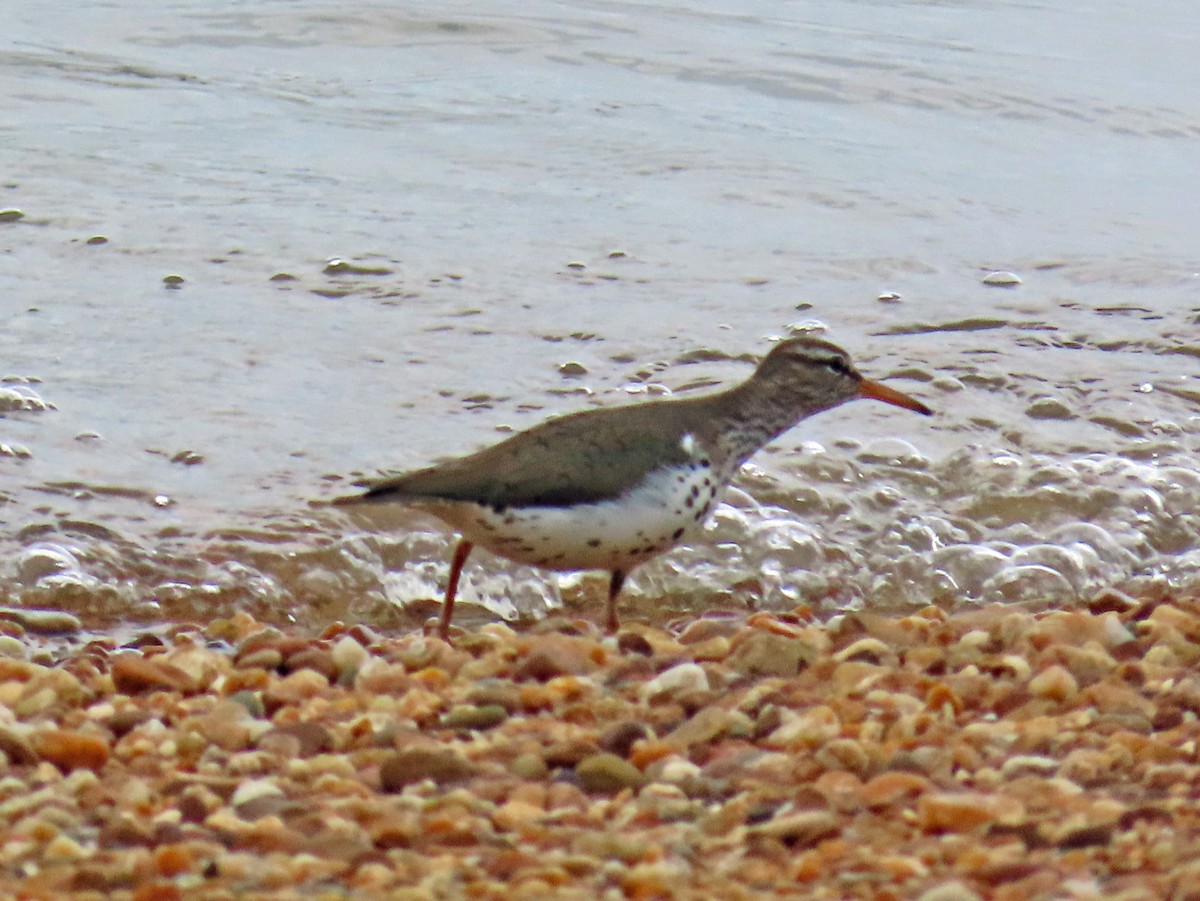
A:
[344, 399, 704, 509]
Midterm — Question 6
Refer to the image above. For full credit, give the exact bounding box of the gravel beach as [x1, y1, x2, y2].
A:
[1, 592, 1198, 900]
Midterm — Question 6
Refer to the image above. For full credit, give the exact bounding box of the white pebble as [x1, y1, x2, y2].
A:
[640, 662, 709, 702]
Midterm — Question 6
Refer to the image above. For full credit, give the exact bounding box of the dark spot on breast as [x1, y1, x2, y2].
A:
[700, 459, 711, 468]
[676, 474, 686, 483]
[672, 527, 684, 540]
[685, 497, 694, 508]
[703, 477, 712, 487]
[689, 485, 700, 499]
[587, 538, 602, 548]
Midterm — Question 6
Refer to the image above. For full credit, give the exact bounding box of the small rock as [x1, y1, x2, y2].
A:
[1056, 822, 1114, 849]
[833, 637, 896, 665]
[576, 753, 646, 793]
[237, 647, 284, 671]
[916, 792, 1024, 832]
[259, 721, 334, 757]
[0, 607, 82, 635]
[42, 834, 89, 862]
[0, 724, 39, 764]
[917, 882, 983, 901]
[1028, 664, 1078, 702]
[331, 635, 369, 675]
[264, 668, 330, 706]
[1025, 397, 1074, 420]
[999, 755, 1059, 778]
[231, 777, 285, 809]
[283, 647, 337, 681]
[509, 752, 549, 780]
[727, 631, 817, 678]
[440, 704, 509, 731]
[543, 737, 601, 768]
[665, 706, 733, 750]
[111, 655, 196, 694]
[323, 258, 392, 276]
[814, 738, 871, 779]
[641, 662, 709, 702]
[514, 634, 598, 681]
[598, 720, 653, 758]
[981, 271, 1021, 287]
[616, 631, 654, 656]
[1087, 588, 1139, 616]
[33, 729, 110, 772]
[861, 772, 931, 807]
[750, 811, 840, 849]
[379, 746, 478, 791]
[677, 618, 740, 645]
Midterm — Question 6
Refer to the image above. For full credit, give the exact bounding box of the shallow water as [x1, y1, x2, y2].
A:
[3, 0, 1199, 631]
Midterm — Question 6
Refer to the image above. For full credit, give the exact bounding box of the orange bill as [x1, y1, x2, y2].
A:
[858, 379, 933, 416]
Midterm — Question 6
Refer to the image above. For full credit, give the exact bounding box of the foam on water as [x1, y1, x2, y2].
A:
[3, 431, 1200, 629]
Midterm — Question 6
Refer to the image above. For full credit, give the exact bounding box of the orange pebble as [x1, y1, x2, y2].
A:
[747, 612, 805, 638]
[33, 730, 110, 773]
[154, 844, 194, 877]
[926, 682, 963, 715]
[628, 739, 673, 770]
[132, 883, 182, 901]
[791, 850, 824, 882]
[861, 772, 931, 807]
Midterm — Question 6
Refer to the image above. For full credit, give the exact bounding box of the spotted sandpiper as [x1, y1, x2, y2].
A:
[337, 337, 932, 639]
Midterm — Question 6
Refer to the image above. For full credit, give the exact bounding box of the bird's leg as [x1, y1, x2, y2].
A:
[606, 569, 626, 634]
[439, 539, 473, 641]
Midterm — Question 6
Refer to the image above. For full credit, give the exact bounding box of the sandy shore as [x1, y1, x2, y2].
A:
[1, 590, 1197, 900]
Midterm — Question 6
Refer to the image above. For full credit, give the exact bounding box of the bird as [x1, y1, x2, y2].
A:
[335, 337, 932, 640]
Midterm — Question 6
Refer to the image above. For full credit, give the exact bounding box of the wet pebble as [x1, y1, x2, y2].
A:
[0, 606, 82, 635]
[1025, 396, 1075, 420]
[981, 270, 1021, 287]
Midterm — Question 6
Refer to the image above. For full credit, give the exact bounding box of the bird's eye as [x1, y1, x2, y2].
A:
[823, 357, 850, 376]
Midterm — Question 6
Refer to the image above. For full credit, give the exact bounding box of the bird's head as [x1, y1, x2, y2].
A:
[753, 337, 932, 416]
